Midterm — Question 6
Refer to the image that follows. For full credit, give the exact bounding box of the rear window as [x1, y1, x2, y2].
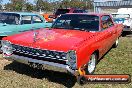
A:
[55, 9, 70, 16]
[21, 16, 32, 24]
[73, 10, 87, 13]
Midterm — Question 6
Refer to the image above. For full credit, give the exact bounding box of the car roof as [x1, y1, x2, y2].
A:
[0, 12, 39, 16]
[66, 13, 110, 16]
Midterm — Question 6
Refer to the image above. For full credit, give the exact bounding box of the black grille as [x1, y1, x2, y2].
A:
[12, 44, 67, 64]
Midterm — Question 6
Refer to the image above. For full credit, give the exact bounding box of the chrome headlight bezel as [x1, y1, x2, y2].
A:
[1, 40, 13, 56]
[66, 50, 77, 70]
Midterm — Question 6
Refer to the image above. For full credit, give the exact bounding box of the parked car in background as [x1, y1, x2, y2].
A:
[1, 13, 123, 76]
[112, 13, 132, 34]
[0, 12, 52, 41]
[41, 13, 53, 23]
[49, 8, 88, 21]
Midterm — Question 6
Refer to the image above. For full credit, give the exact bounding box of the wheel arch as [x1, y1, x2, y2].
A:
[93, 50, 99, 60]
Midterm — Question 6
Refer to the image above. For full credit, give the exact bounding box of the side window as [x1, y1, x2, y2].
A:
[107, 17, 114, 27]
[101, 15, 114, 30]
[21, 16, 32, 24]
[33, 16, 43, 23]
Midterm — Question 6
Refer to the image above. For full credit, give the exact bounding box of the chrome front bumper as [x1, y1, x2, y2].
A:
[3, 54, 77, 75]
[123, 26, 132, 32]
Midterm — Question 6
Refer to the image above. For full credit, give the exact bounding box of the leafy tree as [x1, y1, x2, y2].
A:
[26, 2, 34, 11]
[59, 0, 93, 9]
[0, 0, 2, 10]
[35, 0, 43, 11]
[5, 0, 27, 11]
[4, 0, 93, 12]
[35, 0, 53, 11]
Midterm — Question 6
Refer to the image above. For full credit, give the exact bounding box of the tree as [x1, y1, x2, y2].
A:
[35, 0, 53, 11]
[58, 0, 93, 9]
[26, 2, 34, 11]
[0, 0, 2, 10]
[7, 0, 27, 11]
[35, 0, 43, 11]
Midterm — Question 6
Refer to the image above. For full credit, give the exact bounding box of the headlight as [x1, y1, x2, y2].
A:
[1, 40, 13, 56]
[66, 50, 77, 70]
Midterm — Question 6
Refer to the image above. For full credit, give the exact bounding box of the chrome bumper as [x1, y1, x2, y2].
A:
[3, 54, 77, 75]
[123, 26, 132, 32]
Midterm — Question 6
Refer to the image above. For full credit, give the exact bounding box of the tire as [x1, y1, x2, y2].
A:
[85, 53, 97, 74]
[113, 38, 119, 48]
[77, 76, 87, 85]
[122, 32, 126, 37]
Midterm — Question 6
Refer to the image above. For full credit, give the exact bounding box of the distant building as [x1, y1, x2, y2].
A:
[93, 0, 132, 13]
[94, 0, 122, 2]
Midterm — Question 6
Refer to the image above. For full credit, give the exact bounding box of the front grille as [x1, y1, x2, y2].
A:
[12, 44, 67, 64]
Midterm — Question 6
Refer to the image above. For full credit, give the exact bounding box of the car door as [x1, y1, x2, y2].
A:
[106, 16, 117, 44]
[99, 15, 114, 54]
[32, 15, 51, 29]
[16, 15, 34, 33]
[0, 13, 20, 36]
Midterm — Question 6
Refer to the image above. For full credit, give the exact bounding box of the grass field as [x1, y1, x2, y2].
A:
[0, 35, 132, 88]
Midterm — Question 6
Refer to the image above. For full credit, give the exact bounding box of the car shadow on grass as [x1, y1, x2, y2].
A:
[121, 31, 132, 37]
[97, 46, 114, 65]
[4, 61, 76, 88]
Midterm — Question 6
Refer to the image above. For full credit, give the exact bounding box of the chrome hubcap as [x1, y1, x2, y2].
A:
[116, 39, 118, 45]
[88, 54, 96, 73]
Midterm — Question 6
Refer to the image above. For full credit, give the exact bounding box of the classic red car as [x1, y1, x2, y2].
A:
[1, 13, 123, 75]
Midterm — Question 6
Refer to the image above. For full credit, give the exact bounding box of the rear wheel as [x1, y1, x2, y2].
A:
[85, 53, 97, 74]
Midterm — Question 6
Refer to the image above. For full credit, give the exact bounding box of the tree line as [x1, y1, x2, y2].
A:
[0, 0, 93, 12]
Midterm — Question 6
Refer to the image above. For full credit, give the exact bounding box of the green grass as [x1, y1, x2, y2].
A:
[0, 35, 132, 88]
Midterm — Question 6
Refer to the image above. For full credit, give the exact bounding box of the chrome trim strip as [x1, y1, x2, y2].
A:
[12, 44, 67, 60]
[4, 54, 75, 74]
[12, 43, 67, 53]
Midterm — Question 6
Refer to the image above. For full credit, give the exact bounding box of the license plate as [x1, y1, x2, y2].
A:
[28, 62, 43, 69]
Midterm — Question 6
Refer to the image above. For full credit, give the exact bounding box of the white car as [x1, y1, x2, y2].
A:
[112, 13, 132, 32]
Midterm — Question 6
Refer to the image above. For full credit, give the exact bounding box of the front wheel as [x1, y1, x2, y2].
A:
[113, 38, 119, 48]
[77, 76, 87, 85]
[85, 53, 97, 74]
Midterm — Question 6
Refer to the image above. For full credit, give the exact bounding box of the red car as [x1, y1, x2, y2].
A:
[1, 13, 123, 75]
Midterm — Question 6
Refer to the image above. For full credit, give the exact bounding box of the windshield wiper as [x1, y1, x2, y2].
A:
[52, 27, 65, 29]
[73, 28, 90, 32]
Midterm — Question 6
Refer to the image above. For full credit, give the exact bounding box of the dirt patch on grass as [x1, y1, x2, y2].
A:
[0, 55, 11, 70]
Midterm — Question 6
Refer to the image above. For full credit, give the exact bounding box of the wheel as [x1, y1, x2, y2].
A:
[113, 38, 119, 48]
[85, 53, 97, 74]
[77, 76, 86, 85]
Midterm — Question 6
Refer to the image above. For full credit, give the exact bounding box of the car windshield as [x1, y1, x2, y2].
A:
[112, 14, 130, 18]
[0, 13, 20, 25]
[52, 14, 99, 31]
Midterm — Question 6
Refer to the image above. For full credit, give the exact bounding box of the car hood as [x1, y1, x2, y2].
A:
[4, 28, 96, 52]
